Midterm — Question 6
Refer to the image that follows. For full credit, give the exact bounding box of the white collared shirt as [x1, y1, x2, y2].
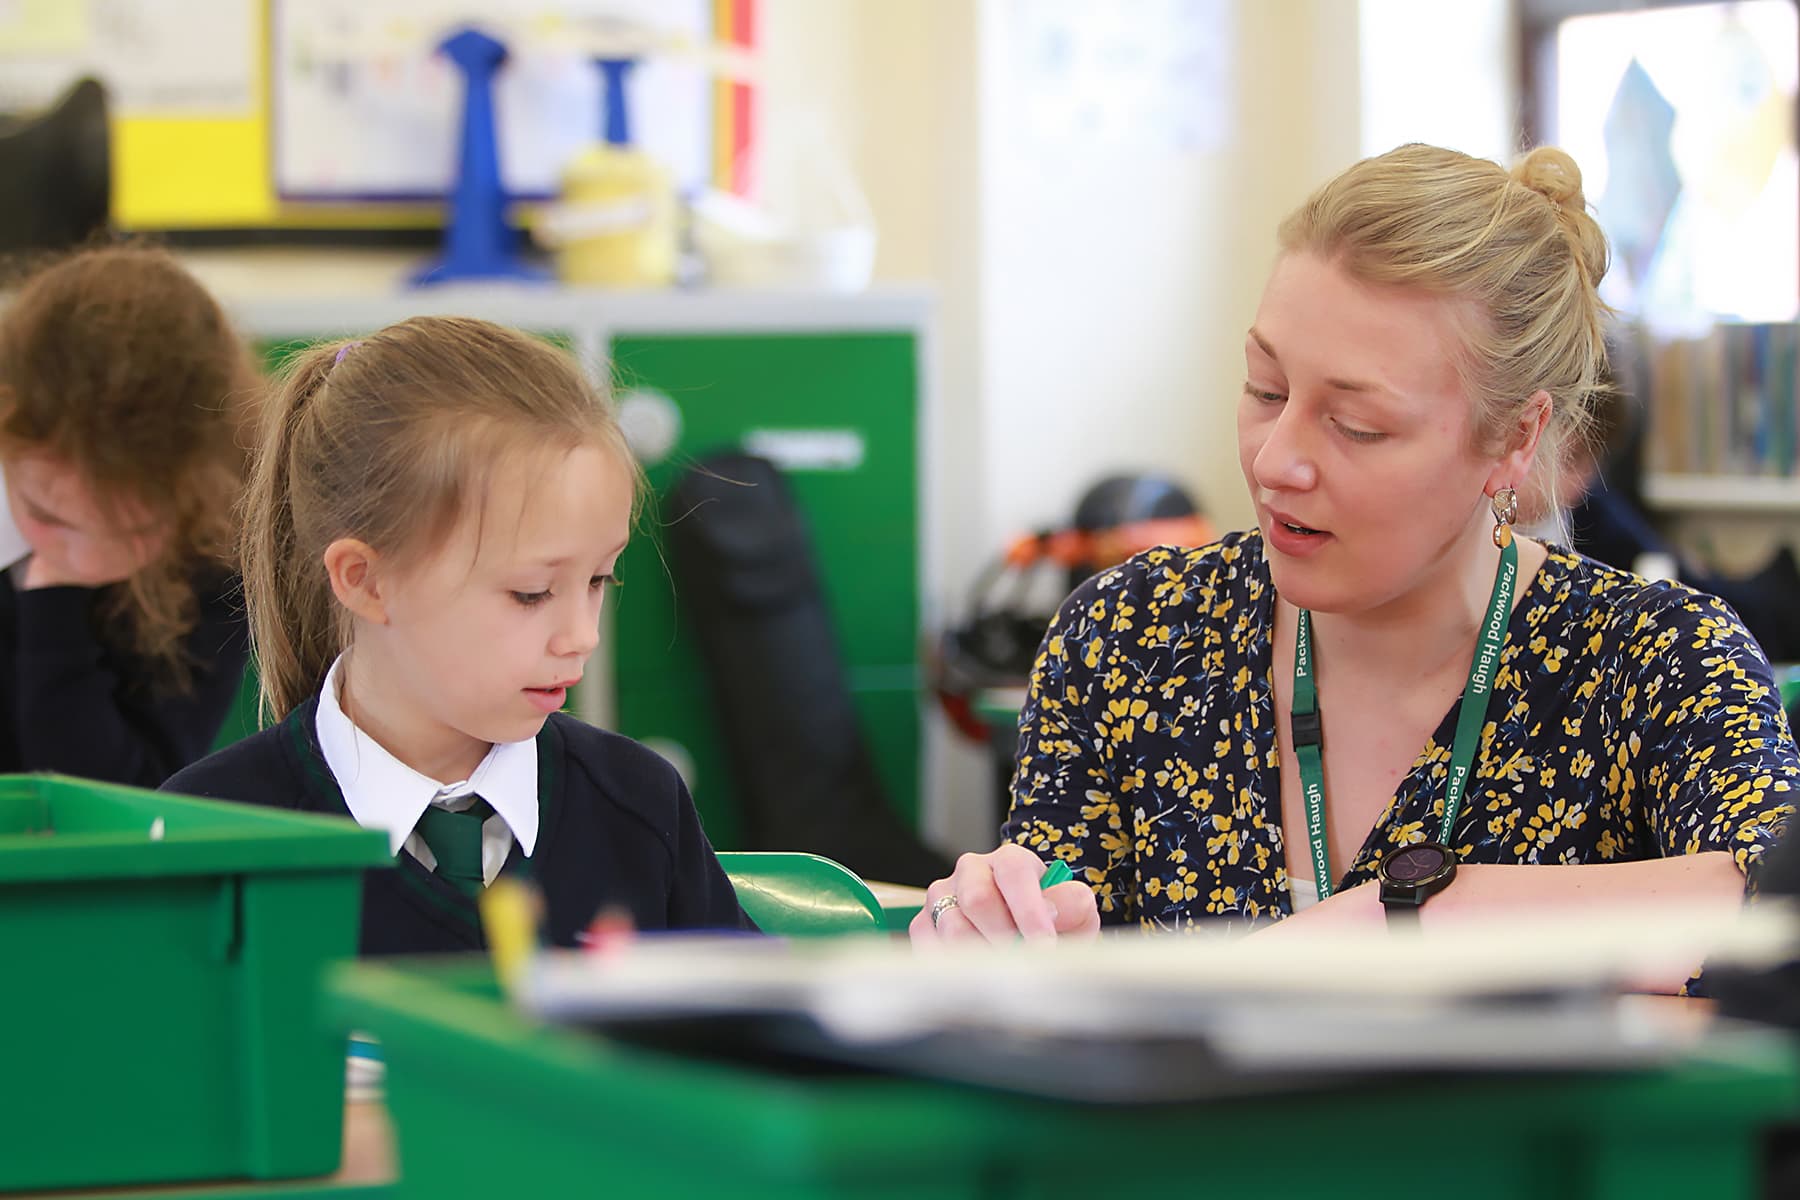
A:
[315, 655, 538, 885]
[0, 470, 32, 571]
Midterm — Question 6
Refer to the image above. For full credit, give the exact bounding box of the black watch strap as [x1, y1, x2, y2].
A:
[1381, 898, 1423, 930]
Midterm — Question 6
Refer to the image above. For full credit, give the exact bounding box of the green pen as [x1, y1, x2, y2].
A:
[1020, 860, 1074, 941]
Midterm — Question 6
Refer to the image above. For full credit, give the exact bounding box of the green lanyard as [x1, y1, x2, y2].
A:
[1291, 538, 1518, 899]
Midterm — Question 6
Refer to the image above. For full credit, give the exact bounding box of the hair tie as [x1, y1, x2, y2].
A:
[333, 341, 363, 366]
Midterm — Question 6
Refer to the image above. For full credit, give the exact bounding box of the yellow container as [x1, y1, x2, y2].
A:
[547, 143, 677, 287]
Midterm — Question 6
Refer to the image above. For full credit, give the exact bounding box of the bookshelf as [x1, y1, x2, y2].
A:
[1641, 473, 1800, 513]
[1633, 321, 1800, 516]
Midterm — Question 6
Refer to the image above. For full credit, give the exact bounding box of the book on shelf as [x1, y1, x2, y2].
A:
[1640, 320, 1800, 480]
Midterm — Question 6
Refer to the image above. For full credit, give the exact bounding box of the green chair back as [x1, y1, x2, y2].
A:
[717, 851, 885, 937]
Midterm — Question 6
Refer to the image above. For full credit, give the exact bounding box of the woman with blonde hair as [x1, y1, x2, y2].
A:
[914, 144, 1797, 992]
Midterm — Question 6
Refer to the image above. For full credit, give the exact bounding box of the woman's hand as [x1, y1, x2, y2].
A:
[1252, 879, 1384, 936]
[909, 843, 1101, 945]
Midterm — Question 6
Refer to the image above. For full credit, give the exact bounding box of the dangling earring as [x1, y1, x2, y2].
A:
[1491, 487, 1518, 549]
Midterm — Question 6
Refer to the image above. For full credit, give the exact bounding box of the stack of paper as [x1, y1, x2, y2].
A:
[517, 902, 1797, 1100]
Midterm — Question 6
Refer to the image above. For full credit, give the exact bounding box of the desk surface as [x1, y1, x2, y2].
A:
[866, 879, 928, 930]
[865, 880, 928, 908]
[17, 1102, 394, 1199]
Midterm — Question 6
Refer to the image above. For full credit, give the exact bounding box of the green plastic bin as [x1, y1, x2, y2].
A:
[328, 959, 1800, 1200]
[0, 774, 391, 1192]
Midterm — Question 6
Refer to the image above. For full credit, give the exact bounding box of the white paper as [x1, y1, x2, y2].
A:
[522, 901, 1797, 1080]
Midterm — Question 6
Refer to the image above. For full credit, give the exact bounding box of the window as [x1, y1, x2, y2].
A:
[1527, 0, 1798, 326]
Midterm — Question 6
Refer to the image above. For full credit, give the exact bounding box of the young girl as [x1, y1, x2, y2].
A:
[0, 244, 256, 785]
[163, 316, 750, 954]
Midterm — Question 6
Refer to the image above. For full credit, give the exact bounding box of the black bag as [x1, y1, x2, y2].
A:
[0, 78, 109, 256]
[664, 452, 952, 887]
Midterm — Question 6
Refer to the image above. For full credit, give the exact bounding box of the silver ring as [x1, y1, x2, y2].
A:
[929, 894, 961, 929]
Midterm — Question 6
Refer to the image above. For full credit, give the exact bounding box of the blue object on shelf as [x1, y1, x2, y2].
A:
[413, 26, 547, 287]
[596, 58, 637, 148]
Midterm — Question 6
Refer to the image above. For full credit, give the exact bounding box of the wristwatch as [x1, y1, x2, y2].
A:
[1377, 842, 1458, 928]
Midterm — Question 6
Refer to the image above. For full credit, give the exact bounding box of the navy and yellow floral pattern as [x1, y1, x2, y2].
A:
[1004, 530, 1798, 930]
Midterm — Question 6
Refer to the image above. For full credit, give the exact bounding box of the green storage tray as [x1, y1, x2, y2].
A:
[0, 774, 391, 1192]
[328, 959, 1800, 1200]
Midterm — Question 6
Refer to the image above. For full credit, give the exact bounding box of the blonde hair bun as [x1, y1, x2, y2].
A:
[1510, 145, 1585, 208]
[1511, 146, 1609, 290]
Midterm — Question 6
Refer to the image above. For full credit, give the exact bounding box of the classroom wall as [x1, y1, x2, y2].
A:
[763, 0, 1376, 576]
[1358, 0, 1518, 163]
[976, 0, 1363, 549]
[755, 0, 1372, 850]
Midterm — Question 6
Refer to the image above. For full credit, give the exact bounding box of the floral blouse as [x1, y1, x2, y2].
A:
[1003, 530, 1798, 930]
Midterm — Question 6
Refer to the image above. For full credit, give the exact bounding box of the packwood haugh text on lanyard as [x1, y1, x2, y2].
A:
[1290, 537, 1518, 899]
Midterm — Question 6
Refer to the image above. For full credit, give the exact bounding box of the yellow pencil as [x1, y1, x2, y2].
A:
[478, 876, 540, 995]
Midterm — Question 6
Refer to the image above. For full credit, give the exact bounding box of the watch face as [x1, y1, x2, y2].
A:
[1383, 844, 1450, 884]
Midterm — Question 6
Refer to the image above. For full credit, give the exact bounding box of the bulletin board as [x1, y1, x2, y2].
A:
[270, 0, 713, 201]
[0, 0, 268, 227]
[0, 0, 757, 231]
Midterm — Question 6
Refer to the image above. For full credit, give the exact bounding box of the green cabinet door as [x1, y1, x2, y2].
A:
[607, 332, 921, 849]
